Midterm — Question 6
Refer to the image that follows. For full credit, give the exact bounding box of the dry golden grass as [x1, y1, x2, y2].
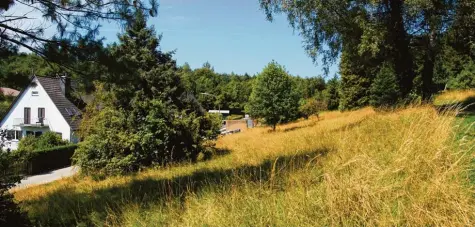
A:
[14, 106, 475, 226]
[434, 89, 475, 106]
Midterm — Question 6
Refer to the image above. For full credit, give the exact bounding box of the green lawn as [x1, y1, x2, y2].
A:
[454, 114, 475, 185]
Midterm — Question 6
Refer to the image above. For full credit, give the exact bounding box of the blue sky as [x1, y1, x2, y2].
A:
[10, 0, 337, 77]
[97, 0, 338, 77]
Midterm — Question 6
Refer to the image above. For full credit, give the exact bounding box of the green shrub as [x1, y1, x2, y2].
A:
[16, 136, 37, 153]
[74, 98, 222, 176]
[226, 114, 243, 120]
[17, 131, 69, 152]
[299, 98, 326, 119]
[36, 131, 68, 149]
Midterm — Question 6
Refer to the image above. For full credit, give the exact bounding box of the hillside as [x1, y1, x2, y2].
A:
[14, 106, 475, 226]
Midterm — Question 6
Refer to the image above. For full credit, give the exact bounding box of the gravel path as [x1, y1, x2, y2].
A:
[14, 166, 79, 189]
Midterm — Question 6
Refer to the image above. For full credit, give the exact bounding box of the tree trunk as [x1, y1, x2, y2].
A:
[421, 30, 437, 99]
[387, 0, 415, 98]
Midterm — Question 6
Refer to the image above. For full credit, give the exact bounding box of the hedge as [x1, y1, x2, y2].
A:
[13, 145, 78, 175]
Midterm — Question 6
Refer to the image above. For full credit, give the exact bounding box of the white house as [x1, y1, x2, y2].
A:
[0, 76, 81, 150]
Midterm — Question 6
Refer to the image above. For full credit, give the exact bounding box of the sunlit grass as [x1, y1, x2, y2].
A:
[434, 89, 475, 106]
[13, 106, 475, 226]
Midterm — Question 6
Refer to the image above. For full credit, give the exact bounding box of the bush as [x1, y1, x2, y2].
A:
[35, 131, 68, 149]
[226, 114, 243, 120]
[17, 131, 69, 152]
[74, 97, 222, 176]
[16, 136, 37, 153]
[299, 98, 327, 119]
[13, 145, 77, 175]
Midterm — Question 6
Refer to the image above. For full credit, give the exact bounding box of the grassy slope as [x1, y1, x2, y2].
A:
[14, 106, 475, 226]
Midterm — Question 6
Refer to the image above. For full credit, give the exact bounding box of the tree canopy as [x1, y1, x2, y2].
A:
[246, 61, 300, 130]
[260, 0, 475, 108]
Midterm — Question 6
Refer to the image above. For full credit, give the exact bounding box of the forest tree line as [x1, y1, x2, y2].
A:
[0, 49, 340, 115]
[260, 0, 475, 109]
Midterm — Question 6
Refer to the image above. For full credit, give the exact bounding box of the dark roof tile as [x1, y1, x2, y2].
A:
[36, 76, 82, 131]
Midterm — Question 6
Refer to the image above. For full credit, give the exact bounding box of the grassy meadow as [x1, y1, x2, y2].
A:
[13, 104, 475, 226]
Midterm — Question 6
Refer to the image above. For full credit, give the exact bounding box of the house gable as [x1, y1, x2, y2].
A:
[0, 77, 72, 141]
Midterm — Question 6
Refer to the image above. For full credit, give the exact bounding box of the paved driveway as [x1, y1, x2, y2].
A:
[14, 166, 79, 189]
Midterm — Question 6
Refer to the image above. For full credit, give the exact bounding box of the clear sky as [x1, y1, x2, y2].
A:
[9, 0, 338, 77]
[98, 0, 338, 77]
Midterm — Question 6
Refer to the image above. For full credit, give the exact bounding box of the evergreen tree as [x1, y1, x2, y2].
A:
[338, 51, 373, 110]
[74, 11, 220, 175]
[369, 63, 400, 107]
[247, 61, 300, 130]
[259, 0, 473, 102]
[447, 61, 475, 89]
[324, 76, 341, 110]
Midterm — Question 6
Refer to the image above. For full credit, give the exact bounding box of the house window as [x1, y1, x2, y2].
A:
[6, 130, 14, 140]
[6, 130, 23, 140]
[34, 131, 43, 137]
[26, 131, 34, 136]
[24, 107, 31, 124]
[15, 131, 22, 140]
[32, 91, 39, 96]
[38, 108, 45, 122]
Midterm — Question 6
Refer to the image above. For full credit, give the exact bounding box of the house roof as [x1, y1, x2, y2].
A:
[0, 87, 20, 96]
[35, 76, 82, 131]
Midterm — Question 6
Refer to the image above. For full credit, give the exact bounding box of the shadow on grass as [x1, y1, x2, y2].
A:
[328, 118, 368, 133]
[22, 148, 329, 226]
[281, 122, 317, 133]
[201, 147, 231, 161]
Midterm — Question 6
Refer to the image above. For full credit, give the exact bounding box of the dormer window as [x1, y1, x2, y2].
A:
[65, 107, 81, 117]
[32, 91, 39, 96]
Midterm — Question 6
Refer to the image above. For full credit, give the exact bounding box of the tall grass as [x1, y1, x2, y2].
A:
[434, 89, 475, 106]
[13, 106, 475, 226]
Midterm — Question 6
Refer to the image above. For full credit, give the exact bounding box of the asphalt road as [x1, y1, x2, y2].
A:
[14, 166, 79, 189]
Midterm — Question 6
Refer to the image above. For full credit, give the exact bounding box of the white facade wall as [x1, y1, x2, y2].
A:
[0, 78, 71, 150]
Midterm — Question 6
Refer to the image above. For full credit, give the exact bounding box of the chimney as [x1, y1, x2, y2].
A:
[59, 75, 70, 96]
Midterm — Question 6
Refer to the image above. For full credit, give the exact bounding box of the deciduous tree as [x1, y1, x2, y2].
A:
[247, 61, 300, 130]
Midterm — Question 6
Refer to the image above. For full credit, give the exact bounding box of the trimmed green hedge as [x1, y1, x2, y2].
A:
[226, 114, 244, 120]
[13, 145, 78, 175]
